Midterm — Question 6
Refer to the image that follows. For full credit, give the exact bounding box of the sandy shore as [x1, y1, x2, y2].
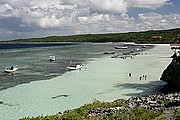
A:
[0, 44, 173, 120]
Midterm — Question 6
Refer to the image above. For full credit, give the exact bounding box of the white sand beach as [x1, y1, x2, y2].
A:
[0, 44, 173, 120]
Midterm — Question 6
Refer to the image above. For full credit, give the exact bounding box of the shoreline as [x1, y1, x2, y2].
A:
[0, 42, 152, 91]
[0, 44, 173, 120]
[54, 92, 180, 120]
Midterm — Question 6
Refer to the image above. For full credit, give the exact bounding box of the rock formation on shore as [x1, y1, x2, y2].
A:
[160, 52, 180, 90]
[57, 92, 180, 120]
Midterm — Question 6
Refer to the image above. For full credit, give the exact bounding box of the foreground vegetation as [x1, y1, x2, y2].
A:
[20, 92, 180, 120]
[2, 28, 180, 43]
[20, 100, 163, 120]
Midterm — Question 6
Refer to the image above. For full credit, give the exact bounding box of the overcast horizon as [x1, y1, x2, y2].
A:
[0, 0, 180, 41]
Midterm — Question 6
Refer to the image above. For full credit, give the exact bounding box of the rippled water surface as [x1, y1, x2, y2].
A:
[0, 43, 141, 90]
[0, 43, 171, 120]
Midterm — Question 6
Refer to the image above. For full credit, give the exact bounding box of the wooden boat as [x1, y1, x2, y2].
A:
[5, 64, 19, 73]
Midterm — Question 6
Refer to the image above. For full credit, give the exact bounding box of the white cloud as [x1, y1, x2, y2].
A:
[78, 14, 109, 24]
[38, 15, 61, 28]
[127, 0, 170, 9]
[89, 0, 128, 14]
[0, 0, 179, 40]
[0, 3, 13, 18]
[137, 13, 180, 30]
[61, 0, 90, 7]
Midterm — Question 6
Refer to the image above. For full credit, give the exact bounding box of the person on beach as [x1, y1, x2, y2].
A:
[139, 76, 142, 80]
[85, 67, 87, 71]
[144, 75, 147, 80]
[142, 75, 144, 78]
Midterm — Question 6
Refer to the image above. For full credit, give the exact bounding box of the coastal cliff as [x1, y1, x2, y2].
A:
[160, 53, 180, 89]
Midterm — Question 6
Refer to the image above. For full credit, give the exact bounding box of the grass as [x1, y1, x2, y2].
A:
[20, 100, 162, 120]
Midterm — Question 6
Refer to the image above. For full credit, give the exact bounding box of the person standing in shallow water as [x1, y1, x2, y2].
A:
[139, 76, 142, 80]
[85, 67, 87, 71]
[145, 75, 147, 80]
[128, 73, 132, 77]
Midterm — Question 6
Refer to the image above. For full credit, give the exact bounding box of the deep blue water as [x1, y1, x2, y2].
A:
[0, 43, 118, 90]
[0, 43, 77, 49]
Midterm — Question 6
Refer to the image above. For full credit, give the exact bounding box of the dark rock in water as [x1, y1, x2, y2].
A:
[161, 84, 180, 93]
[51, 94, 69, 99]
[160, 54, 180, 92]
[0, 101, 3, 104]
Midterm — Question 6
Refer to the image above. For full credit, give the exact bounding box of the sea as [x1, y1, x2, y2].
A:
[0, 43, 172, 120]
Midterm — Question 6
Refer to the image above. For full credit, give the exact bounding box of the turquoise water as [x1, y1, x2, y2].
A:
[0, 44, 172, 120]
[0, 43, 120, 90]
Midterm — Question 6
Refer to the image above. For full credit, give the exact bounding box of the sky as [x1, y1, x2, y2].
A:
[0, 0, 180, 40]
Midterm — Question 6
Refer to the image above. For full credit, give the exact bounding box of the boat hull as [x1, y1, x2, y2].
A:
[67, 65, 82, 70]
[5, 68, 18, 73]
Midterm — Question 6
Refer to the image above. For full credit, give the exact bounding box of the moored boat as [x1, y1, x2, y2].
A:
[114, 46, 128, 49]
[67, 61, 82, 70]
[4, 64, 19, 73]
[50, 56, 56, 61]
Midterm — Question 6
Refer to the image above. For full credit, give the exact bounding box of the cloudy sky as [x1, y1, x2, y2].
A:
[0, 0, 179, 40]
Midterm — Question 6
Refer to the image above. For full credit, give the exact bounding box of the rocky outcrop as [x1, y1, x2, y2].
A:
[57, 93, 180, 118]
[160, 53, 180, 89]
[87, 93, 180, 117]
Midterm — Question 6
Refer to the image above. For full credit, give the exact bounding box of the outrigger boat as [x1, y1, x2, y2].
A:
[4, 64, 19, 73]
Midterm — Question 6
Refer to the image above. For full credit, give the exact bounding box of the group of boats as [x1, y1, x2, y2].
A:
[49, 56, 82, 70]
[104, 45, 146, 59]
[4, 44, 146, 73]
[4, 56, 82, 74]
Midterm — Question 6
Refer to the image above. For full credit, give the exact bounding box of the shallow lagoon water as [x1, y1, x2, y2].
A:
[0, 43, 172, 120]
[0, 43, 120, 90]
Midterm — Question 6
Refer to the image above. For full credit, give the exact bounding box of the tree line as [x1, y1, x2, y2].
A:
[3, 28, 180, 44]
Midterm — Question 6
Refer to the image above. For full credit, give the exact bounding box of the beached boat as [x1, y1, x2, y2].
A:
[67, 61, 82, 70]
[50, 56, 56, 61]
[103, 51, 115, 54]
[122, 51, 133, 55]
[141, 45, 146, 48]
[114, 46, 128, 49]
[4, 64, 19, 73]
[111, 54, 120, 58]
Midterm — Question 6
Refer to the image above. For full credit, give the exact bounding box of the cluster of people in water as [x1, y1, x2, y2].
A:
[128, 73, 147, 80]
[139, 75, 147, 80]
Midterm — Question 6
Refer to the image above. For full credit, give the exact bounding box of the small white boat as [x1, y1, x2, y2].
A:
[114, 46, 128, 49]
[50, 56, 56, 61]
[5, 64, 19, 73]
[141, 45, 146, 48]
[67, 61, 82, 70]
